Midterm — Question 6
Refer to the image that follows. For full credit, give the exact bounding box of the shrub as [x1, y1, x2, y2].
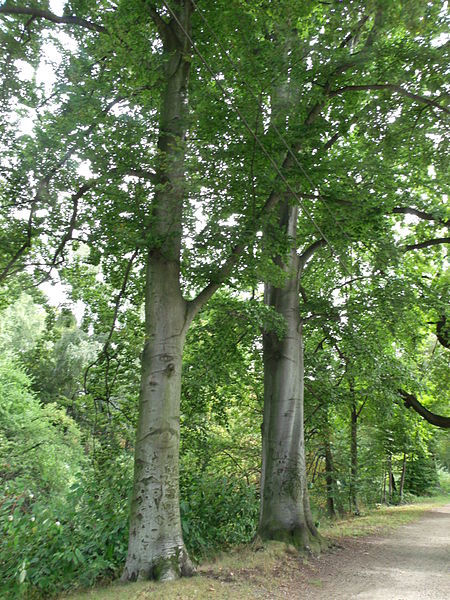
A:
[180, 473, 259, 560]
[0, 457, 132, 599]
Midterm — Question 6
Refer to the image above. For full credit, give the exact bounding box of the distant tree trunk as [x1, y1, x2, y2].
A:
[349, 396, 359, 515]
[399, 453, 407, 502]
[382, 467, 387, 504]
[387, 453, 393, 502]
[323, 411, 337, 518]
[325, 437, 337, 519]
[122, 1, 194, 581]
[259, 202, 321, 552]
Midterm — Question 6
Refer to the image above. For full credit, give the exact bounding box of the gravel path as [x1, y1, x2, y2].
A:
[296, 504, 450, 600]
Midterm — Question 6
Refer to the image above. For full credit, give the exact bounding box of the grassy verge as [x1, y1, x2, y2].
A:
[321, 494, 450, 540]
[62, 495, 449, 600]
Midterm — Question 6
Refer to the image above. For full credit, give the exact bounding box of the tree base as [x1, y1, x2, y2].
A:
[121, 547, 194, 583]
[257, 524, 327, 555]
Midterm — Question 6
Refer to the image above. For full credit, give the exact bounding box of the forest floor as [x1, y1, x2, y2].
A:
[64, 496, 450, 600]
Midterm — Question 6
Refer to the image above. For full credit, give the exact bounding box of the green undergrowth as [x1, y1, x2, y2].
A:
[61, 496, 449, 600]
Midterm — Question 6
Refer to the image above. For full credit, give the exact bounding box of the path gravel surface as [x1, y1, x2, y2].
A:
[295, 504, 450, 600]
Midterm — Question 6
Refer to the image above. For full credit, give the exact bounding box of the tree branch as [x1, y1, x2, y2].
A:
[33, 181, 95, 287]
[436, 316, 449, 349]
[392, 206, 448, 227]
[126, 167, 158, 183]
[356, 396, 368, 418]
[403, 237, 450, 252]
[0, 4, 106, 33]
[83, 248, 140, 394]
[145, 2, 170, 41]
[399, 390, 450, 429]
[340, 15, 370, 49]
[298, 238, 327, 273]
[329, 84, 450, 115]
[0, 200, 35, 285]
[0, 97, 124, 285]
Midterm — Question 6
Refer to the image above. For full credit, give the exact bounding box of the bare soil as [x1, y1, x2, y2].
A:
[268, 503, 450, 599]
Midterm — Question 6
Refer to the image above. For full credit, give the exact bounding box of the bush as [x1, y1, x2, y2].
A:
[180, 473, 259, 560]
[0, 456, 132, 599]
[405, 451, 440, 497]
[437, 468, 450, 494]
[1, 452, 260, 598]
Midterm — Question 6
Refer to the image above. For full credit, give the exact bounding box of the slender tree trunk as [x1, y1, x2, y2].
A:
[349, 397, 359, 515]
[387, 453, 395, 502]
[325, 437, 337, 519]
[122, 2, 194, 581]
[399, 453, 407, 502]
[259, 203, 321, 552]
[323, 409, 337, 519]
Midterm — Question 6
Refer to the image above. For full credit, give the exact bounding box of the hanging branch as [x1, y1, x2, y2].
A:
[399, 390, 450, 429]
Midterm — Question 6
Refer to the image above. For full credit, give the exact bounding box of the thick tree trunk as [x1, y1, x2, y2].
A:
[122, 261, 192, 581]
[259, 204, 321, 552]
[122, 2, 194, 581]
[349, 398, 359, 515]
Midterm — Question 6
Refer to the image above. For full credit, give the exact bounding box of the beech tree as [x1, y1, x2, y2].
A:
[0, 0, 299, 581]
[245, 0, 448, 546]
[1, 0, 448, 587]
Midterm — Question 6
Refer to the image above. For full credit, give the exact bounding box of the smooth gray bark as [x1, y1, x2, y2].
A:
[122, 1, 194, 581]
[122, 260, 193, 581]
[259, 203, 321, 551]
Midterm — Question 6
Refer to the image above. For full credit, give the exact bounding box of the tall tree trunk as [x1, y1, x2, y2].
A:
[387, 453, 394, 502]
[122, 1, 194, 581]
[399, 453, 407, 502]
[349, 397, 359, 515]
[258, 203, 321, 552]
[123, 267, 192, 581]
[325, 437, 337, 519]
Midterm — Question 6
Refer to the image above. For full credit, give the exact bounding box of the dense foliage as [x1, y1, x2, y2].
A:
[0, 0, 448, 597]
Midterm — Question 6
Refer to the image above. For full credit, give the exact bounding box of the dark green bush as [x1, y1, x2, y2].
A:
[0, 456, 131, 599]
[180, 473, 259, 560]
[405, 451, 440, 496]
[1, 457, 259, 598]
